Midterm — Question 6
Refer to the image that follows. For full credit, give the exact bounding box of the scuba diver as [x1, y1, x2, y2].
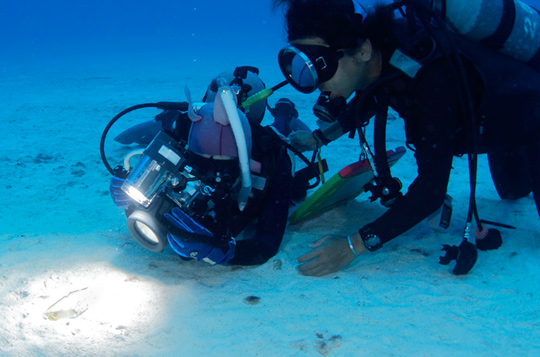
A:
[273, 0, 540, 276]
[106, 66, 310, 266]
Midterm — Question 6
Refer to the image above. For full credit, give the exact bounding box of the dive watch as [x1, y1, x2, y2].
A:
[360, 226, 383, 252]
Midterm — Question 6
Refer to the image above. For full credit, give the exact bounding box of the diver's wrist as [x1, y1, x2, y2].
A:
[348, 232, 366, 257]
[312, 129, 330, 146]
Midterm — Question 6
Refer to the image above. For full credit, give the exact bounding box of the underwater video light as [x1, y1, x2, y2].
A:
[122, 131, 186, 208]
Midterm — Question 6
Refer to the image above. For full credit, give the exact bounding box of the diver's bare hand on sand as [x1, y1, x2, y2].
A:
[296, 234, 366, 277]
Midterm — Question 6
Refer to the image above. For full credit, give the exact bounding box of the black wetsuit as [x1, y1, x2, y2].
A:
[171, 110, 293, 265]
[228, 148, 292, 265]
[221, 124, 293, 265]
[337, 26, 540, 246]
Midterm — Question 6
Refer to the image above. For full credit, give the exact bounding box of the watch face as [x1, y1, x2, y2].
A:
[364, 234, 382, 251]
[366, 236, 380, 247]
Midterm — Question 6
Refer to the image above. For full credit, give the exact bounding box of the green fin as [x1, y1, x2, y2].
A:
[289, 147, 406, 224]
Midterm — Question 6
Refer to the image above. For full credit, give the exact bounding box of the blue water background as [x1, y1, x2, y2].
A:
[0, 0, 287, 73]
[3, 0, 540, 72]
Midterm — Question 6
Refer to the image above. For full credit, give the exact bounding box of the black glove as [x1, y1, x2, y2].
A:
[439, 240, 478, 275]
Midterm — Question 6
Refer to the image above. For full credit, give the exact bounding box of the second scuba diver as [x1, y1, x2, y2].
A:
[107, 66, 309, 266]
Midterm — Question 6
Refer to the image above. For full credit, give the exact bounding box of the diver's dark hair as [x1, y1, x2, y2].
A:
[273, 0, 396, 52]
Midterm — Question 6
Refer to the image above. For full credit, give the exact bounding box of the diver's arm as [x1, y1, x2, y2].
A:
[365, 64, 461, 246]
[228, 154, 293, 265]
[367, 139, 454, 244]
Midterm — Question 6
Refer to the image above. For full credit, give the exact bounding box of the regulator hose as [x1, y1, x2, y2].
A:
[100, 102, 188, 175]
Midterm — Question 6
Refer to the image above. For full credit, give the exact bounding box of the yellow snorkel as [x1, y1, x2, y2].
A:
[241, 80, 289, 111]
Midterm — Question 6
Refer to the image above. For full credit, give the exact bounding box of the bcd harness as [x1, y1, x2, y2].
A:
[348, 0, 529, 274]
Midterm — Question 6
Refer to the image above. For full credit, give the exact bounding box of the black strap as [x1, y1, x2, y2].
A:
[373, 95, 392, 179]
[480, 0, 516, 51]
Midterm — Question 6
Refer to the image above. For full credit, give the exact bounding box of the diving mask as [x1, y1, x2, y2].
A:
[278, 44, 344, 93]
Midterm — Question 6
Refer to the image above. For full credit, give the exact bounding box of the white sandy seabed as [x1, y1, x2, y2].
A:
[1, 57, 539, 356]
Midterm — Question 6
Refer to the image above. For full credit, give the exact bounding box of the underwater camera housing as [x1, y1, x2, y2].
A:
[121, 130, 232, 252]
[121, 130, 187, 252]
[119, 115, 249, 253]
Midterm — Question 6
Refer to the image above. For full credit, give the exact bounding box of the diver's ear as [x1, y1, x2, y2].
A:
[357, 39, 373, 62]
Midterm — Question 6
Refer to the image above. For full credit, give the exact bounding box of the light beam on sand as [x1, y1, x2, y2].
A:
[44, 270, 160, 325]
[11, 262, 172, 347]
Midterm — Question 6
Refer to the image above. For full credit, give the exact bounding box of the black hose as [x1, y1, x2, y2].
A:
[100, 103, 158, 175]
[100, 101, 189, 175]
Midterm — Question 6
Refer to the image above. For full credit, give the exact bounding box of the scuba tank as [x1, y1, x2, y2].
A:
[432, 0, 540, 69]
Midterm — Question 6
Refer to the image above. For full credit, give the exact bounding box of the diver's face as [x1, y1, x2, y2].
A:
[291, 37, 374, 100]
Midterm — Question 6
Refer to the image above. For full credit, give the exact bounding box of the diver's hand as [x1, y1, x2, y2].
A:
[296, 234, 366, 277]
[289, 130, 318, 152]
